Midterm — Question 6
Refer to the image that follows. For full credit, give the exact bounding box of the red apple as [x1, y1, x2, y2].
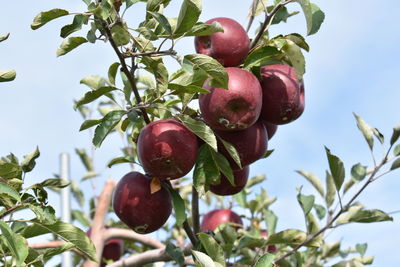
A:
[199, 67, 262, 131]
[113, 171, 172, 234]
[200, 209, 243, 231]
[215, 120, 267, 169]
[210, 166, 249, 196]
[87, 227, 123, 267]
[194, 17, 250, 67]
[260, 64, 305, 124]
[261, 121, 278, 140]
[137, 119, 198, 179]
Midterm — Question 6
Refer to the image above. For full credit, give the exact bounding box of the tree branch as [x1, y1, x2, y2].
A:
[250, 0, 294, 49]
[103, 228, 164, 249]
[192, 186, 200, 235]
[275, 156, 388, 262]
[100, 20, 151, 124]
[84, 180, 116, 267]
[122, 49, 177, 58]
[107, 243, 193, 267]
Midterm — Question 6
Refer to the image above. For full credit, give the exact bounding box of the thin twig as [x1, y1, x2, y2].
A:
[122, 49, 177, 58]
[100, 20, 151, 124]
[250, 0, 294, 49]
[192, 186, 200, 235]
[275, 155, 388, 263]
[246, 0, 260, 33]
[183, 220, 199, 247]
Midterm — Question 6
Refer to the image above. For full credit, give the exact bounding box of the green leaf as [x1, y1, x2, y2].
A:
[343, 178, 355, 195]
[74, 86, 118, 109]
[356, 243, 368, 256]
[42, 242, 76, 261]
[0, 161, 23, 179]
[56, 36, 88, 57]
[148, 11, 172, 35]
[174, 0, 202, 34]
[71, 181, 84, 207]
[198, 233, 225, 264]
[20, 220, 97, 261]
[308, 3, 325, 35]
[254, 253, 275, 267]
[28, 204, 57, 224]
[393, 144, 400, 156]
[185, 21, 224, 36]
[108, 62, 120, 85]
[349, 209, 393, 223]
[79, 119, 102, 131]
[40, 178, 70, 189]
[168, 83, 210, 94]
[93, 110, 126, 147]
[294, 0, 313, 35]
[325, 171, 335, 207]
[390, 125, 400, 145]
[0, 33, 10, 42]
[110, 23, 130, 46]
[264, 209, 278, 235]
[166, 187, 186, 226]
[60, 14, 86, 38]
[391, 158, 400, 170]
[192, 250, 215, 267]
[75, 148, 94, 171]
[247, 174, 266, 188]
[243, 46, 280, 70]
[107, 156, 136, 168]
[31, 9, 69, 30]
[0, 69, 16, 82]
[71, 209, 91, 227]
[297, 192, 315, 216]
[325, 147, 345, 191]
[183, 54, 228, 89]
[296, 170, 324, 197]
[314, 204, 326, 220]
[351, 163, 367, 181]
[80, 75, 109, 90]
[21, 146, 40, 173]
[372, 127, 384, 145]
[165, 243, 185, 266]
[336, 204, 364, 225]
[218, 138, 242, 170]
[353, 113, 374, 150]
[210, 149, 234, 186]
[234, 190, 247, 208]
[0, 182, 21, 202]
[267, 229, 320, 247]
[177, 114, 218, 151]
[282, 39, 305, 80]
[0, 221, 29, 266]
[193, 144, 220, 194]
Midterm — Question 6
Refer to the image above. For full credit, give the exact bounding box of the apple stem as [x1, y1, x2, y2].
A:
[250, 0, 295, 49]
[99, 19, 151, 125]
[192, 186, 200, 235]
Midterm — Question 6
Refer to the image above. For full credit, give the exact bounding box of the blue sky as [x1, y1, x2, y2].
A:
[1, 0, 400, 266]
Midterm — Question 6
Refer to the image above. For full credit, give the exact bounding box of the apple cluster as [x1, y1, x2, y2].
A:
[112, 17, 305, 236]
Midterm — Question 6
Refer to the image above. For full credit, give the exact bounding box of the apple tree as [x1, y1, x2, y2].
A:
[1, 0, 399, 266]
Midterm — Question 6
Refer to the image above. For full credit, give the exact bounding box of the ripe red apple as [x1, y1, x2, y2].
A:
[137, 119, 198, 179]
[200, 209, 243, 231]
[87, 227, 123, 267]
[215, 120, 267, 169]
[260, 64, 305, 124]
[199, 67, 262, 131]
[113, 171, 172, 234]
[194, 17, 250, 67]
[261, 121, 278, 140]
[210, 165, 249, 196]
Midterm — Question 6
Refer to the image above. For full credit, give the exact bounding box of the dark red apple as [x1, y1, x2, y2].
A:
[113, 172, 172, 234]
[87, 227, 123, 266]
[199, 67, 262, 131]
[260, 64, 305, 124]
[200, 209, 243, 231]
[194, 17, 250, 67]
[137, 119, 198, 179]
[215, 120, 267, 169]
[210, 166, 249, 196]
[261, 121, 278, 140]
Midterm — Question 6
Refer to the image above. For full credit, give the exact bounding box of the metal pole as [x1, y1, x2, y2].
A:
[60, 153, 72, 267]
